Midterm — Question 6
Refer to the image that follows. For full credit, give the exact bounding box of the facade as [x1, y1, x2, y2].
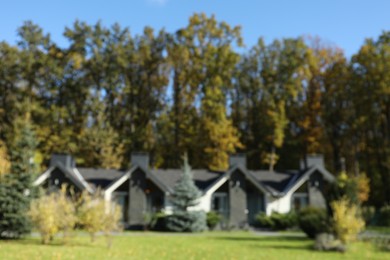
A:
[34, 153, 335, 229]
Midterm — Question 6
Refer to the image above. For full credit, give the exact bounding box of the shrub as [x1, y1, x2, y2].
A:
[28, 187, 76, 244]
[29, 193, 59, 244]
[206, 211, 222, 230]
[255, 212, 274, 228]
[331, 197, 365, 244]
[150, 212, 167, 231]
[78, 190, 122, 244]
[270, 212, 297, 230]
[378, 205, 390, 227]
[254, 212, 297, 230]
[298, 207, 330, 239]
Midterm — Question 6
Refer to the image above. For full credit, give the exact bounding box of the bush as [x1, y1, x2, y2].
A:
[28, 187, 76, 244]
[150, 212, 167, 231]
[331, 197, 365, 244]
[298, 207, 330, 239]
[378, 205, 390, 227]
[206, 211, 222, 230]
[254, 212, 297, 230]
[270, 212, 297, 230]
[78, 190, 122, 244]
[255, 212, 274, 228]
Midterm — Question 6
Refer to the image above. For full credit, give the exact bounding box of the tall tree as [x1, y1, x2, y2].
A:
[163, 13, 243, 170]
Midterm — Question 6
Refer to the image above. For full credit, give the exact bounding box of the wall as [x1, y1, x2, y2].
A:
[229, 170, 247, 228]
[308, 171, 327, 208]
[128, 168, 147, 229]
[265, 193, 292, 215]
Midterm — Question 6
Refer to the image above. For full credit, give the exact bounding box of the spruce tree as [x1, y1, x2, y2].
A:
[0, 119, 37, 238]
[166, 155, 206, 232]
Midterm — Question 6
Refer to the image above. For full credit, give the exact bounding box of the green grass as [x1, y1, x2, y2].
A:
[0, 232, 388, 260]
[366, 226, 390, 234]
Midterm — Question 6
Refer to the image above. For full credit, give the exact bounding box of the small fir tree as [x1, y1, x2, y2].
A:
[166, 155, 207, 232]
[0, 120, 37, 238]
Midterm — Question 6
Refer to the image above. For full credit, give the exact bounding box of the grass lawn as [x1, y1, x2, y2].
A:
[366, 226, 390, 234]
[0, 231, 388, 260]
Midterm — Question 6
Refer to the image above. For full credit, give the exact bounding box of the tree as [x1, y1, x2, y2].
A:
[166, 155, 206, 232]
[28, 186, 77, 244]
[78, 190, 122, 243]
[160, 13, 243, 170]
[0, 118, 37, 239]
[0, 141, 10, 176]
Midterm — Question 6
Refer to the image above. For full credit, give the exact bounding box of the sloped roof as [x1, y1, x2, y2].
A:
[35, 162, 335, 198]
[151, 169, 223, 190]
[249, 170, 301, 194]
[78, 168, 126, 189]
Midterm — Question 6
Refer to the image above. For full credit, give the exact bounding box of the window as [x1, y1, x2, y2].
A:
[113, 192, 127, 221]
[212, 192, 229, 219]
[292, 193, 308, 211]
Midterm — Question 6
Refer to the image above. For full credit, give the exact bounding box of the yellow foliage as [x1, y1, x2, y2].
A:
[356, 174, 370, 203]
[28, 186, 76, 244]
[203, 116, 243, 171]
[331, 197, 365, 244]
[78, 190, 123, 243]
[0, 141, 10, 176]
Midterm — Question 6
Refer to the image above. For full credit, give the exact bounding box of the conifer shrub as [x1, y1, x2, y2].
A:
[298, 207, 330, 239]
[166, 155, 207, 232]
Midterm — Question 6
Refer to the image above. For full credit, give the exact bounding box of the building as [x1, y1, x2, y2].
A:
[34, 153, 335, 229]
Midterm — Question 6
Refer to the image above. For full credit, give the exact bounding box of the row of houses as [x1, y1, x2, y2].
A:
[34, 153, 335, 229]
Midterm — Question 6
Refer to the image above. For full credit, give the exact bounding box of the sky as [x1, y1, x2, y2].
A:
[0, 0, 389, 57]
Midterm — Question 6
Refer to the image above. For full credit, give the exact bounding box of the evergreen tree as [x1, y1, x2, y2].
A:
[0, 118, 37, 238]
[166, 155, 206, 232]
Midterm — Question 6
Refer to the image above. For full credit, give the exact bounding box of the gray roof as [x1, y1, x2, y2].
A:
[249, 170, 302, 193]
[42, 163, 332, 196]
[151, 169, 223, 190]
[78, 168, 126, 188]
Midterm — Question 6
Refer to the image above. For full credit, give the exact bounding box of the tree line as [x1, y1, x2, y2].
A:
[0, 13, 389, 207]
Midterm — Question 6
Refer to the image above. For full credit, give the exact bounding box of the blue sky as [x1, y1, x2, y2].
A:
[1, 0, 389, 56]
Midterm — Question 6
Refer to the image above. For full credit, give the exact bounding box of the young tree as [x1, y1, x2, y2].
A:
[166, 155, 206, 232]
[28, 186, 77, 244]
[331, 197, 365, 244]
[78, 190, 122, 244]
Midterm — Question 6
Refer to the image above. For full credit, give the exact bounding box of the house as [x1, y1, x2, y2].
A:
[33, 153, 335, 229]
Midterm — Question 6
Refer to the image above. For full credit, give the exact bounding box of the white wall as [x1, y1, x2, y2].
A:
[265, 193, 292, 215]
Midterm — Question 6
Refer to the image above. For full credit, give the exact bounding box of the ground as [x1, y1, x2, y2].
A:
[0, 231, 388, 260]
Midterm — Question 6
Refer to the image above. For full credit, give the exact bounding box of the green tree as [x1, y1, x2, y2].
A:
[166, 155, 206, 232]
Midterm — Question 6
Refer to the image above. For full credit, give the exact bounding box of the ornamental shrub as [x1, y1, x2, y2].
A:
[206, 211, 222, 230]
[331, 197, 365, 244]
[298, 207, 330, 239]
[255, 212, 297, 230]
[166, 155, 207, 232]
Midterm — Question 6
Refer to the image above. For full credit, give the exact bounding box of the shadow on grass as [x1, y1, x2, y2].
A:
[212, 235, 313, 251]
[213, 235, 309, 242]
[1, 238, 95, 248]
